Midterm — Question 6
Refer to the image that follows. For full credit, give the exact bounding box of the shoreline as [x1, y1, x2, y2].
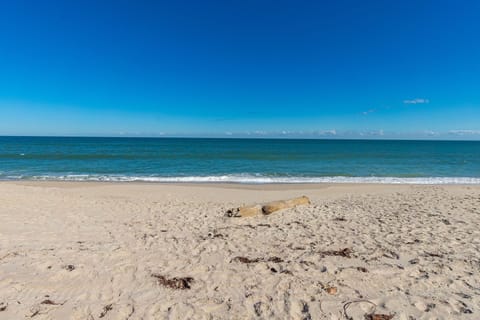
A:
[3, 179, 480, 188]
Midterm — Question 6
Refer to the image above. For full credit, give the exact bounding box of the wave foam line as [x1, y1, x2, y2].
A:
[8, 174, 480, 184]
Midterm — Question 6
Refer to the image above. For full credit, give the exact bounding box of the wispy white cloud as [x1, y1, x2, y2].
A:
[104, 129, 480, 139]
[448, 130, 480, 136]
[362, 109, 376, 115]
[403, 98, 429, 104]
[423, 130, 438, 136]
[360, 129, 384, 137]
[229, 130, 338, 137]
[316, 129, 337, 136]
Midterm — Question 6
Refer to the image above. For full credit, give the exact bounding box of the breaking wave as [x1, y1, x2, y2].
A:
[2, 174, 480, 184]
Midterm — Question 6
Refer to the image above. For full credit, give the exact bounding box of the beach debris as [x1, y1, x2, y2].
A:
[325, 286, 337, 295]
[227, 196, 311, 217]
[286, 220, 309, 228]
[319, 248, 353, 258]
[253, 302, 262, 316]
[460, 307, 473, 314]
[357, 267, 369, 273]
[63, 264, 75, 271]
[365, 314, 395, 320]
[40, 299, 62, 305]
[207, 231, 225, 239]
[233, 256, 260, 263]
[27, 299, 66, 318]
[257, 223, 271, 227]
[232, 256, 284, 264]
[226, 205, 263, 217]
[267, 256, 283, 263]
[300, 300, 312, 320]
[0, 302, 7, 312]
[152, 274, 194, 290]
[405, 239, 421, 245]
[333, 217, 347, 222]
[292, 246, 306, 250]
[262, 196, 311, 215]
[29, 308, 41, 317]
[99, 304, 113, 318]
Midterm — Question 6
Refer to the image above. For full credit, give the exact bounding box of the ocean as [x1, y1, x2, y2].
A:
[1, 136, 479, 184]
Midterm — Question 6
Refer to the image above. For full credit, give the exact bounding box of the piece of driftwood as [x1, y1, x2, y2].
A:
[227, 196, 310, 217]
[234, 205, 263, 217]
[262, 196, 310, 215]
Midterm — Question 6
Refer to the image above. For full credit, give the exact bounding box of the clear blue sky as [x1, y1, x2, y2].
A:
[0, 0, 479, 139]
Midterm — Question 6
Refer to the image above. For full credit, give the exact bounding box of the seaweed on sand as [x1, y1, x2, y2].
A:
[152, 274, 194, 290]
[99, 304, 113, 318]
[231, 256, 284, 264]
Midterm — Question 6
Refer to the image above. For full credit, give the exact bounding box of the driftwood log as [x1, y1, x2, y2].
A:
[227, 196, 310, 217]
[236, 205, 263, 217]
[262, 196, 310, 215]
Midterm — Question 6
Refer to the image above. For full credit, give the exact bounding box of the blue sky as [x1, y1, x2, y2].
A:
[0, 0, 479, 139]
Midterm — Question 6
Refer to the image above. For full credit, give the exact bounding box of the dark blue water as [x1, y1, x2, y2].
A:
[1, 137, 479, 183]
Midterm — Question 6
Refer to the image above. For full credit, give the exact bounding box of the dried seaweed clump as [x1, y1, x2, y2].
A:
[152, 274, 194, 290]
[365, 314, 394, 320]
[41, 299, 62, 305]
[232, 256, 284, 264]
[99, 304, 113, 318]
[233, 256, 260, 264]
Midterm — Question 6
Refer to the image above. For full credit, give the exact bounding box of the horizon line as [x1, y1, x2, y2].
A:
[1, 134, 479, 142]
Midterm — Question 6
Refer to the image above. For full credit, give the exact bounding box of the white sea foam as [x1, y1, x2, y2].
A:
[13, 174, 480, 184]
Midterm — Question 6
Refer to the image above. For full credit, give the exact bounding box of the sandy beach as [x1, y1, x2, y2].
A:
[0, 182, 479, 319]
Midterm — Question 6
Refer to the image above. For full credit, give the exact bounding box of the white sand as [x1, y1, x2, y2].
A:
[0, 182, 479, 319]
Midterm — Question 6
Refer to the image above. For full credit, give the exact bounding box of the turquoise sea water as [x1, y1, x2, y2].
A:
[1, 137, 479, 184]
